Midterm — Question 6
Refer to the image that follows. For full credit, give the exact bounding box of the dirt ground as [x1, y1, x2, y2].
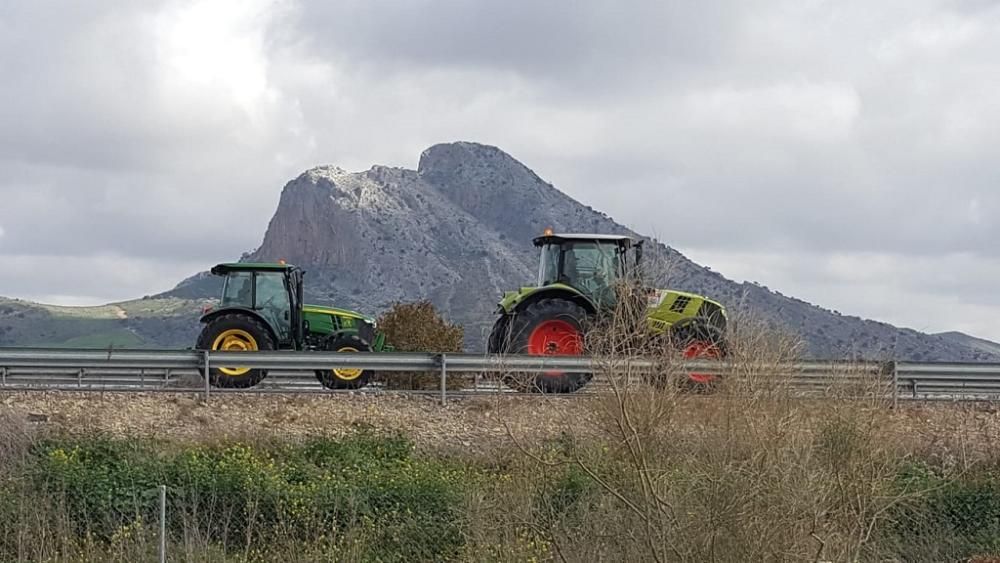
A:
[0, 391, 586, 454]
[4, 390, 1000, 462]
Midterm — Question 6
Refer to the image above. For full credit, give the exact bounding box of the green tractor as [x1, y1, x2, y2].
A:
[195, 262, 391, 390]
[488, 231, 728, 393]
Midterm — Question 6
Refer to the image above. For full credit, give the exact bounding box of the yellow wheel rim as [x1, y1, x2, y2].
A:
[212, 329, 258, 376]
[332, 346, 362, 380]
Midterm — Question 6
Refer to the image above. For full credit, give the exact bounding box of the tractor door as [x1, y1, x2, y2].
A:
[287, 269, 305, 347]
[560, 241, 620, 308]
[254, 271, 292, 345]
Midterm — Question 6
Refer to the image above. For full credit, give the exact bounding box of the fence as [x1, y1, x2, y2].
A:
[1, 347, 1000, 403]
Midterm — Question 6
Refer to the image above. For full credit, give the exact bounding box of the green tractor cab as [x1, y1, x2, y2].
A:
[488, 231, 728, 393]
[195, 262, 390, 390]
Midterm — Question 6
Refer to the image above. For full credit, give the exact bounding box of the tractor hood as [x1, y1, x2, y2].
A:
[646, 289, 727, 316]
[302, 304, 376, 326]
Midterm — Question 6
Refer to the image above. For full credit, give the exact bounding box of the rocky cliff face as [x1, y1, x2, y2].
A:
[165, 141, 997, 361]
[239, 153, 536, 345]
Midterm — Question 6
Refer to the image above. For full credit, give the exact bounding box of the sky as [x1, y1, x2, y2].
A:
[1, 0, 999, 340]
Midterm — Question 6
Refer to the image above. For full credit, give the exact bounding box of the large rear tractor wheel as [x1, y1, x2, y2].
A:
[196, 314, 274, 389]
[491, 299, 592, 393]
[315, 334, 373, 390]
[671, 322, 727, 393]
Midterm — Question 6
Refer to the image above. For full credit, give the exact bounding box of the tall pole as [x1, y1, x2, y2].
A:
[159, 485, 167, 563]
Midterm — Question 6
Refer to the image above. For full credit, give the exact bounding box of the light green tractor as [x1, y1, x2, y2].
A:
[488, 231, 728, 393]
[195, 262, 391, 389]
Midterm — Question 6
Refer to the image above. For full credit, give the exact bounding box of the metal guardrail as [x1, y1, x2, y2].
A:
[894, 362, 1000, 401]
[0, 347, 998, 404]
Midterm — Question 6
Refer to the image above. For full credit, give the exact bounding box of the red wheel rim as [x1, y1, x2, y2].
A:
[527, 320, 582, 377]
[528, 320, 583, 355]
[684, 340, 722, 384]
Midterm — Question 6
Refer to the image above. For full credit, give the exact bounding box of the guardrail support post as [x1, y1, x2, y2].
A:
[0, 367, 6, 388]
[202, 351, 211, 403]
[440, 354, 447, 407]
[77, 368, 84, 387]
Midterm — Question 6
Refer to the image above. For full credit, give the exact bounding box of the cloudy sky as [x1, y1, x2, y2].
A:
[1, 0, 998, 340]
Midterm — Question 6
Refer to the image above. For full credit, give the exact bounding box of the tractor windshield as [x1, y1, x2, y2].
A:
[221, 272, 253, 308]
[538, 244, 562, 285]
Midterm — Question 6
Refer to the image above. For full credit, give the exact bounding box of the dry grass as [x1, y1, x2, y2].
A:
[471, 293, 931, 562]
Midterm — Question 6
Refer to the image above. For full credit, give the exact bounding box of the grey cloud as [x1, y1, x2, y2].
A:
[291, 0, 744, 89]
[1, 0, 999, 341]
[1, 254, 210, 305]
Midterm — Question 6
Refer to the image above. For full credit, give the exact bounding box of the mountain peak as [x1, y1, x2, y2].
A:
[302, 165, 349, 182]
[417, 141, 517, 175]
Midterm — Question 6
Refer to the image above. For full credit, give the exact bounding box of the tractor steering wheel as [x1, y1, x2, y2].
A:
[258, 294, 279, 311]
[576, 275, 599, 295]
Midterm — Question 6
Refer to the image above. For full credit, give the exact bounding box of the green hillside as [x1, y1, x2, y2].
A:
[0, 297, 207, 349]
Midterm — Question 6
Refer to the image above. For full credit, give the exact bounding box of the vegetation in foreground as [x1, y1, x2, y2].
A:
[0, 401, 999, 562]
[1, 302, 999, 562]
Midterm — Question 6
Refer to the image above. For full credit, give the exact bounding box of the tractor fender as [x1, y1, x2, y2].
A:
[199, 307, 281, 345]
[504, 286, 598, 317]
[321, 330, 376, 351]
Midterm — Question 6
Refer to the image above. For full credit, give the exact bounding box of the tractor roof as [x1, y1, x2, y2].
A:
[211, 262, 298, 275]
[532, 233, 636, 247]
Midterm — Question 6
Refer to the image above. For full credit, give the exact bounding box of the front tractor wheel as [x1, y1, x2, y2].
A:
[671, 323, 727, 392]
[196, 314, 274, 388]
[491, 299, 592, 394]
[315, 334, 373, 390]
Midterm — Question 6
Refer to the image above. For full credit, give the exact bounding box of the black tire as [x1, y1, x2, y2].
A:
[315, 334, 372, 390]
[487, 314, 510, 354]
[196, 313, 274, 389]
[503, 299, 592, 394]
[485, 315, 510, 383]
[670, 321, 727, 393]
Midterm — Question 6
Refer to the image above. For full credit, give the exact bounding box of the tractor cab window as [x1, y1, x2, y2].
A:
[255, 272, 291, 341]
[221, 272, 254, 308]
[538, 244, 562, 286]
[537, 241, 621, 306]
[562, 242, 620, 290]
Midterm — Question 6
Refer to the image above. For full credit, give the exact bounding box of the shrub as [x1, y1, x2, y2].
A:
[22, 432, 470, 562]
[376, 301, 466, 390]
[881, 463, 1000, 561]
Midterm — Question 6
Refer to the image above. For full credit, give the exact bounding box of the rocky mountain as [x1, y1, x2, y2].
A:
[3, 141, 997, 361]
[162, 141, 995, 362]
[937, 332, 1000, 358]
